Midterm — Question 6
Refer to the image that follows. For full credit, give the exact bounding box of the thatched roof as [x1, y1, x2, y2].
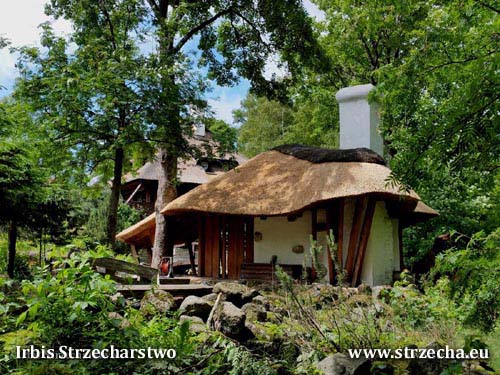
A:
[123, 132, 247, 185]
[273, 144, 386, 165]
[161, 148, 430, 216]
[116, 146, 437, 244]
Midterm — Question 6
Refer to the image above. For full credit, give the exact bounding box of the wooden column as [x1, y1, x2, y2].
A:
[221, 217, 227, 278]
[345, 197, 368, 282]
[326, 199, 345, 285]
[187, 241, 197, 276]
[244, 217, 254, 263]
[351, 199, 376, 286]
[198, 217, 205, 276]
[398, 222, 404, 271]
[325, 205, 335, 284]
[130, 244, 139, 263]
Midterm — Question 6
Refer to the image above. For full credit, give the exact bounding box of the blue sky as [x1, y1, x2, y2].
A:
[0, 1, 323, 125]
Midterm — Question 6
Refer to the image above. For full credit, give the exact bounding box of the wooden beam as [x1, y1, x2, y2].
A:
[221, 217, 227, 278]
[351, 199, 376, 286]
[130, 244, 139, 263]
[337, 199, 344, 268]
[325, 205, 335, 284]
[125, 183, 142, 204]
[311, 208, 318, 282]
[188, 241, 197, 276]
[345, 197, 368, 282]
[92, 257, 158, 282]
[198, 217, 205, 276]
[244, 217, 254, 263]
[399, 221, 404, 271]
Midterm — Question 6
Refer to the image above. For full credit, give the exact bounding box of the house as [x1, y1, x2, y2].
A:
[121, 126, 247, 215]
[116, 84, 437, 286]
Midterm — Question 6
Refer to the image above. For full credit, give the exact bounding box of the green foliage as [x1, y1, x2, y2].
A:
[429, 229, 500, 332]
[235, 92, 338, 158]
[82, 191, 143, 247]
[235, 94, 294, 157]
[205, 118, 238, 155]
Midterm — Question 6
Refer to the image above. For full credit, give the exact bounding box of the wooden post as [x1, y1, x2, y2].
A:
[130, 244, 139, 263]
[345, 197, 368, 283]
[187, 241, 197, 276]
[244, 217, 254, 263]
[351, 199, 376, 286]
[221, 217, 227, 278]
[198, 216, 205, 277]
[325, 205, 335, 284]
[337, 199, 344, 268]
[311, 208, 318, 282]
[398, 222, 404, 271]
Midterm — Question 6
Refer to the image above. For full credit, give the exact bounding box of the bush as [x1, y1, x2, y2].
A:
[429, 229, 500, 332]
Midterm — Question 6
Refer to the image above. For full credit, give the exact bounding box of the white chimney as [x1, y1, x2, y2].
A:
[193, 122, 206, 137]
[336, 84, 383, 156]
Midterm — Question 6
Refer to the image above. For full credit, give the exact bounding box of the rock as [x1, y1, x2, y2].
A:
[407, 342, 453, 375]
[242, 302, 267, 322]
[110, 292, 125, 305]
[357, 284, 372, 295]
[213, 282, 259, 307]
[178, 296, 212, 321]
[244, 321, 271, 340]
[252, 295, 270, 309]
[212, 301, 246, 339]
[107, 312, 130, 329]
[140, 289, 175, 315]
[316, 353, 371, 375]
[180, 315, 207, 333]
[201, 293, 219, 304]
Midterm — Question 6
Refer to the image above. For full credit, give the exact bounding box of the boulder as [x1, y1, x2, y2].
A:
[178, 296, 212, 321]
[213, 282, 259, 307]
[244, 321, 271, 341]
[107, 312, 131, 329]
[212, 301, 246, 339]
[180, 315, 207, 333]
[140, 289, 175, 315]
[252, 295, 270, 310]
[407, 342, 455, 375]
[201, 293, 219, 304]
[242, 302, 267, 322]
[316, 353, 371, 375]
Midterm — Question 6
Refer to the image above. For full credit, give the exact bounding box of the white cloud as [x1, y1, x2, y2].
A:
[303, 0, 325, 21]
[0, 1, 72, 46]
[207, 86, 247, 125]
[0, 1, 72, 95]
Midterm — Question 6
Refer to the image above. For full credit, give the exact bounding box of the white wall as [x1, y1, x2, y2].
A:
[252, 201, 401, 286]
[254, 211, 313, 265]
[360, 201, 398, 285]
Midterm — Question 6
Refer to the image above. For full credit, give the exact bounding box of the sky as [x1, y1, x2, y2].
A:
[0, 1, 324, 125]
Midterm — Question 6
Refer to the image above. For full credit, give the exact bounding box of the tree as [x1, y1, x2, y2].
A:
[143, 0, 326, 267]
[235, 94, 293, 157]
[15, 0, 152, 249]
[312, 0, 499, 260]
[0, 103, 48, 277]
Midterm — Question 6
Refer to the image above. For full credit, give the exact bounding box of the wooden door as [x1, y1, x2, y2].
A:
[198, 215, 253, 279]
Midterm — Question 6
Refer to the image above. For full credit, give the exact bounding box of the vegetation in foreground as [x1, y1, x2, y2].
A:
[0, 233, 498, 375]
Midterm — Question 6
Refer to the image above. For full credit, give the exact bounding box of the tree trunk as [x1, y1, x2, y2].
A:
[7, 220, 17, 278]
[151, 148, 178, 268]
[107, 146, 124, 249]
